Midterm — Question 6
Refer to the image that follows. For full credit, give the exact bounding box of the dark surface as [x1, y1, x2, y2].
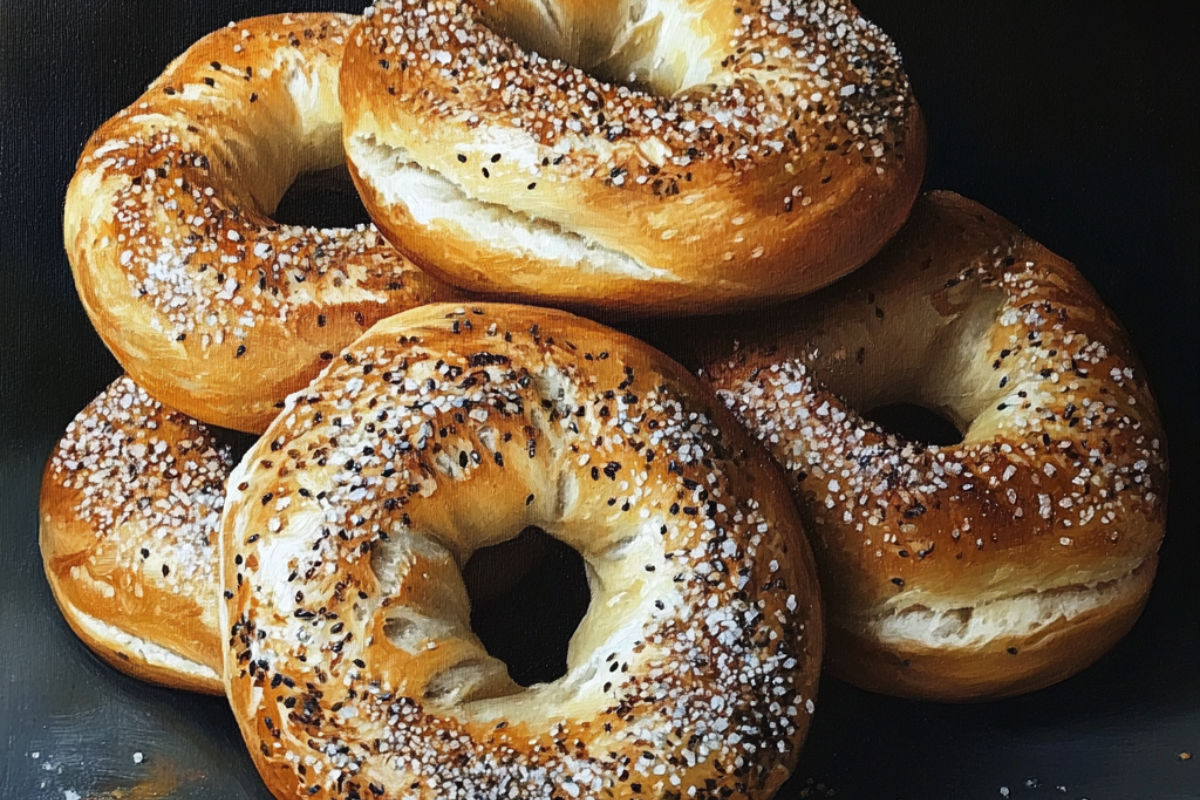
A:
[2, 2, 1197, 798]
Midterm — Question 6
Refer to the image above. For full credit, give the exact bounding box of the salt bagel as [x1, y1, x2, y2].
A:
[340, 0, 925, 316]
[683, 192, 1168, 701]
[219, 304, 822, 800]
[64, 13, 463, 434]
[39, 376, 232, 694]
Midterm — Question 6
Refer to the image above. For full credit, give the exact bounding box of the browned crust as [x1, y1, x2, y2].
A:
[41, 557, 224, 696]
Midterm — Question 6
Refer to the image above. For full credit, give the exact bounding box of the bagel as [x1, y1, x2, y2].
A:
[64, 13, 463, 434]
[340, 0, 925, 315]
[219, 304, 822, 800]
[684, 191, 1168, 701]
[40, 376, 232, 694]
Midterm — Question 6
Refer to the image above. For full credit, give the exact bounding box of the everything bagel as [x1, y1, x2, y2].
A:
[685, 192, 1168, 700]
[220, 304, 822, 800]
[65, 13, 462, 433]
[40, 376, 231, 694]
[340, 0, 925, 315]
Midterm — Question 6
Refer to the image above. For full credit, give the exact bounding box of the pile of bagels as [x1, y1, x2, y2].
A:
[43, 3, 1167, 799]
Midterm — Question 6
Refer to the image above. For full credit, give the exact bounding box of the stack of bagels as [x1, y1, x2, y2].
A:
[43, 3, 1166, 799]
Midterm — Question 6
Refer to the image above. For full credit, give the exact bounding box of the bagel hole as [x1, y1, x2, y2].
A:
[476, 4, 716, 97]
[271, 165, 372, 230]
[466, 528, 589, 687]
[862, 402, 963, 447]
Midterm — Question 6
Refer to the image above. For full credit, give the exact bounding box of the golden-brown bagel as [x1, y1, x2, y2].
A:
[682, 191, 1168, 701]
[340, 0, 925, 316]
[219, 304, 822, 800]
[40, 376, 231, 694]
[64, 13, 463, 433]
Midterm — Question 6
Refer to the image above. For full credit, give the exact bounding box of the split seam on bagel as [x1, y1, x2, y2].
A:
[346, 132, 668, 279]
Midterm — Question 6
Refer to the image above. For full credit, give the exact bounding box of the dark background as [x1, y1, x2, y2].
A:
[2, 2, 1197, 798]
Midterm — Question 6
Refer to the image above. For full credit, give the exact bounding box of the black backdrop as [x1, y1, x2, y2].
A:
[2, 2, 1197, 799]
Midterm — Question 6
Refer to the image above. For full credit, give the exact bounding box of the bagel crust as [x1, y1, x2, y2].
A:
[65, 13, 463, 433]
[220, 304, 822, 800]
[40, 376, 231, 694]
[686, 192, 1168, 701]
[340, 0, 925, 315]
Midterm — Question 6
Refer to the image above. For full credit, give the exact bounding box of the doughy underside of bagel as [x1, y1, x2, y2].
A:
[347, 132, 668, 280]
[60, 594, 220, 686]
[859, 557, 1153, 650]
